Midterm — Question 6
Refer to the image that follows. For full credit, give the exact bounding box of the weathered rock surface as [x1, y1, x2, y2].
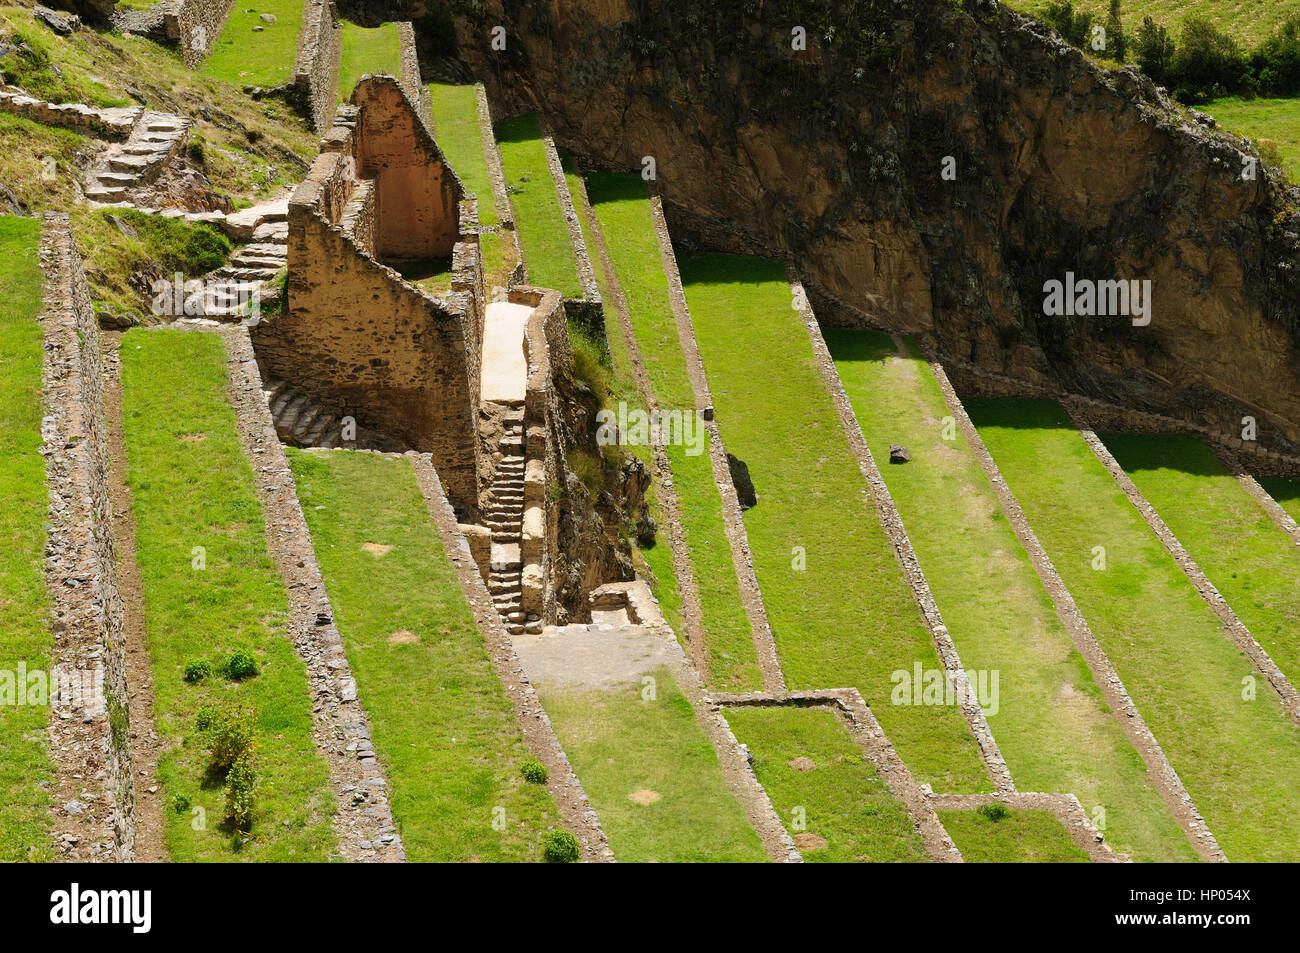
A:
[420, 0, 1300, 451]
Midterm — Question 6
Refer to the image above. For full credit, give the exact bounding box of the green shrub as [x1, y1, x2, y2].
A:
[106, 209, 231, 276]
[977, 802, 1011, 823]
[223, 649, 260, 681]
[187, 136, 206, 167]
[197, 703, 257, 773]
[182, 659, 211, 684]
[223, 749, 258, 829]
[521, 757, 549, 784]
[541, 829, 580, 863]
[171, 793, 191, 815]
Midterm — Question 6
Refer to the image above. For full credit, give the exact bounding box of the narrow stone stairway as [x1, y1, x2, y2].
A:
[85, 110, 190, 203]
[265, 379, 349, 449]
[203, 226, 289, 320]
[484, 411, 538, 634]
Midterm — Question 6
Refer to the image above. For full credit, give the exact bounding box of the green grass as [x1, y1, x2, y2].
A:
[0, 14, 128, 107]
[586, 173, 760, 690]
[493, 113, 582, 298]
[538, 668, 768, 862]
[0, 216, 54, 862]
[1104, 433, 1300, 690]
[203, 0, 306, 89]
[726, 705, 928, 862]
[1258, 475, 1300, 525]
[826, 331, 1194, 862]
[338, 21, 402, 102]
[938, 808, 1090, 863]
[428, 83, 514, 286]
[1201, 96, 1300, 179]
[968, 398, 1300, 862]
[1006, 0, 1296, 50]
[120, 329, 335, 861]
[681, 253, 991, 794]
[287, 450, 562, 861]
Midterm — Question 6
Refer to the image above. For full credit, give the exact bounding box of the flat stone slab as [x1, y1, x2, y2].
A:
[480, 301, 532, 404]
[514, 623, 678, 693]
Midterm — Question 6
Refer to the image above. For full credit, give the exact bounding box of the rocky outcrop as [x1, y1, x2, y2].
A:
[419, 0, 1300, 452]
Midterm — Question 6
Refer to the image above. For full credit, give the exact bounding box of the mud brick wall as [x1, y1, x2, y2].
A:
[352, 77, 462, 262]
[254, 147, 479, 511]
[291, 0, 342, 132]
[161, 0, 236, 68]
[39, 213, 134, 860]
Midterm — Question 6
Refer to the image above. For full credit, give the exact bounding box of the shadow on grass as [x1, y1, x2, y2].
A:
[493, 112, 543, 144]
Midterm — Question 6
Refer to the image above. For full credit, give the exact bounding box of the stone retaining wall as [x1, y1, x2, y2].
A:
[39, 213, 134, 861]
[161, 0, 236, 68]
[0, 87, 139, 139]
[396, 21, 431, 132]
[290, 0, 341, 132]
[538, 129, 606, 342]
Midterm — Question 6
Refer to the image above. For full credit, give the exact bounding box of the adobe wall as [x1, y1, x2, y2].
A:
[290, 0, 342, 132]
[253, 126, 481, 511]
[39, 213, 134, 861]
[161, 0, 236, 68]
[352, 77, 462, 261]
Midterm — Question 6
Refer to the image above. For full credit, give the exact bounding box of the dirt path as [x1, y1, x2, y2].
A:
[647, 192, 785, 695]
[101, 333, 166, 863]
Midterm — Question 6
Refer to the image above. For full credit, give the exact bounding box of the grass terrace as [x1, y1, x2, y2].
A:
[0, 216, 55, 862]
[1257, 475, 1300, 525]
[726, 705, 927, 862]
[538, 668, 768, 862]
[1201, 96, 1300, 180]
[493, 113, 583, 298]
[586, 172, 761, 690]
[968, 398, 1300, 862]
[288, 449, 563, 861]
[120, 329, 335, 861]
[938, 808, 1090, 863]
[827, 331, 1194, 862]
[1105, 433, 1300, 689]
[681, 253, 991, 794]
[427, 83, 513, 288]
[338, 21, 403, 102]
[1007, 0, 1292, 49]
[204, 0, 306, 90]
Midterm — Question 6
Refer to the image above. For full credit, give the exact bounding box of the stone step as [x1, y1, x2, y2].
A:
[95, 171, 137, 185]
[292, 402, 325, 440]
[304, 415, 336, 447]
[108, 154, 153, 172]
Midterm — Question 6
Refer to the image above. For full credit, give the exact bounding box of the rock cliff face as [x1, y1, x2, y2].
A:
[399, 0, 1300, 449]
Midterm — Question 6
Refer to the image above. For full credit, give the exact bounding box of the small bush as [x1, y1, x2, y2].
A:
[197, 703, 257, 773]
[223, 749, 258, 829]
[520, 757, 549, 784]
[171, 793, 191, 815]
[977, 802, 1011, 823]
[182, 659, 211, 684]
[223, 649, 260, 681]
[541, 829, 580, 863]
[187, 135, 206, 167]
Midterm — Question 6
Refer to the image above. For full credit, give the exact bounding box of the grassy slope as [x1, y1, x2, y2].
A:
[682, 253, 990, 794]
[726, 705, 928, 862]
[1258, 475, 1300, 525]
[938, 809, 1090, 863]
[204, 0, 306, 89]
[565, 167, 685, 637]
[539, 668, 768, 862]
[0, 216, 54, 862]
[288, 450, 562, 861]
[1006, 0, 1297, 49]
[121, 330, 334, 861]
[493, 113, 583, 298]
[427, 83, 514, 287]
[338, 21, 403, 102]
[586, 173, 759, 690]
[968, 398, 1300, 862]
[827, 331, 1193, 862]
[1201, 97, 1300, 179]
[1105, 433, 1300, 687]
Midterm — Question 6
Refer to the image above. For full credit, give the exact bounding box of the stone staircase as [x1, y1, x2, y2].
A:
[265, 379, 350, 449]
[484, 411, 539, 634]
[203, 222, 289, 320]
[85, 110, 190, 203]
